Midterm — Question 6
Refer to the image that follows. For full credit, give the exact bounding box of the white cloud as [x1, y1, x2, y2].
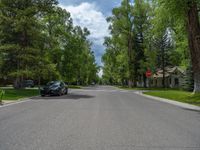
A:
[60, 2, 109, 47]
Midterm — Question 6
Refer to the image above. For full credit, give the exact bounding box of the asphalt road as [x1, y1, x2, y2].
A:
[0, 86, 200, 150]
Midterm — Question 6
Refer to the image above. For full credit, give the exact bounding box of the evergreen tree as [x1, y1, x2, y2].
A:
[0, 0, 58, 88]
[153, 31, 172, 88]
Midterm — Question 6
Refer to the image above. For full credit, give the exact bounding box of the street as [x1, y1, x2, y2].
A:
[0, 86, 200, 150]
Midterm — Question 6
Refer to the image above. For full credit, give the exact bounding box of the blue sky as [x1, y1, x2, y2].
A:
[58, 0, 121, 66]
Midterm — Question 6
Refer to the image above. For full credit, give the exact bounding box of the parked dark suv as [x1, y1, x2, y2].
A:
[40, 81, 68, 96]
[22, 80, 34, 88]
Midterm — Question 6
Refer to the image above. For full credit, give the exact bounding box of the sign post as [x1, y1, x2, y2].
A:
[146, 69, 152, 88]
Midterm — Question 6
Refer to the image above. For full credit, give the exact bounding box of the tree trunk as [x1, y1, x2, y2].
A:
[13, 78, 21, 89]
[13, 60, 21, 89]
[38, 76, 41, 90]
[186, 1, 200, 93]
[126, 0, 136, 88]
[143, 74, 147, 88]
[128, 80, 133, 88]
[193, 70, 200, 93]
[162, 46, 165, 88]
[128, 35, 135, 88]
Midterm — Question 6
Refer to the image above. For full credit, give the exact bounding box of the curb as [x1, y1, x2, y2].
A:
[134, 91, 200, 111]
[0, 95, 40, 108]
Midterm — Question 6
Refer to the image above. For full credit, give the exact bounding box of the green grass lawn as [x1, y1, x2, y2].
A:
[0, 85, 81, 101]
[144, 90, 200, 106]
[0, 88, 39, 101]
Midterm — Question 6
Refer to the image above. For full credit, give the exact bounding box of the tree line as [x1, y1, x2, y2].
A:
[102, 0, 200, 93]
[0, 0, 99, 88]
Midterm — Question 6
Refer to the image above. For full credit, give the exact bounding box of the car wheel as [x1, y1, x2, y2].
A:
[41, 94, 45, 97]
[58, 91, 62, 96]
[65, 89, 68, 95]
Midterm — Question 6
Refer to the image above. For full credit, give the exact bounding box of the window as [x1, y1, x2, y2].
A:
[175, 78, 179, 85]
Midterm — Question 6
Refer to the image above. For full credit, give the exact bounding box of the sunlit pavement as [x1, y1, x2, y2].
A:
[0, 86, 200, 150]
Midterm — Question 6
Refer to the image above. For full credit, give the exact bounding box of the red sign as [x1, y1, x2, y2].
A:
[146, 69, 152, 78]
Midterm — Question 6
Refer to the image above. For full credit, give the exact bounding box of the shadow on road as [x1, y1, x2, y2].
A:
[31, 93, 95, 100]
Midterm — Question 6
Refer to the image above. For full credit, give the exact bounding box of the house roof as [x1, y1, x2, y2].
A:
[153, 66, 185, 78]
[153, 73, 170, 78]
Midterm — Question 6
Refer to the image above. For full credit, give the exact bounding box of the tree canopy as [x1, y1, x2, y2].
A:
[102, 0, 200, 93]
[0, 0, 99, 87]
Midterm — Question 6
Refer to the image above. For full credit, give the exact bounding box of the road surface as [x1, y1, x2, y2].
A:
[0, 86, 200, 150]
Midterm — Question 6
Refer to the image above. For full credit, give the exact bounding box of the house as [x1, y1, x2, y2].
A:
[151, 66, 185, 88]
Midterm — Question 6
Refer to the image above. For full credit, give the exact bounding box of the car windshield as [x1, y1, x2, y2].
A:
[47, 81, 60, 86]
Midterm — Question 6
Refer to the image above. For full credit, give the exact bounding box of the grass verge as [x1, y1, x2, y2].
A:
[118, 86, 178, 91]
[0, 88, 39, 101]
[144, 90, 200, 106]
[68, 85, 82, 89]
